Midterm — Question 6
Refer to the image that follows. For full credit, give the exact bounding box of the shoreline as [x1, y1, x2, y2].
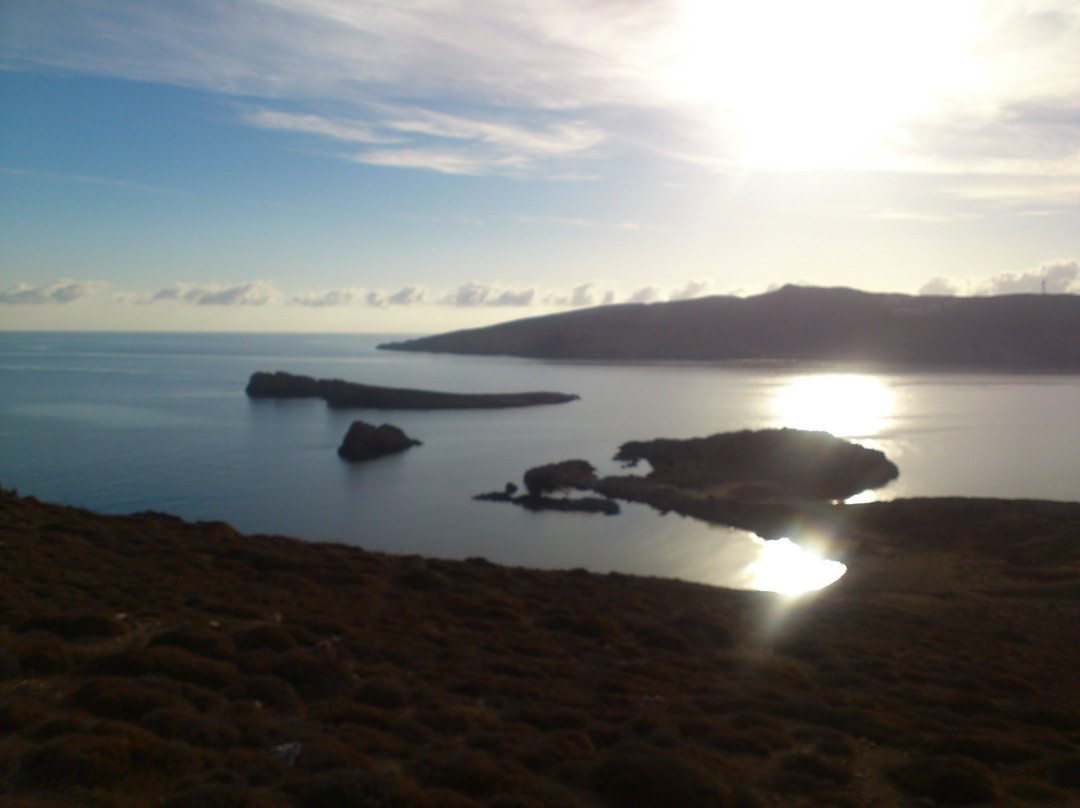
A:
[3, 489, 1079, 807]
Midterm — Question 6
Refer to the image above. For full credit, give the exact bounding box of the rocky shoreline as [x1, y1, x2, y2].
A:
[2, 488, 1080, 807]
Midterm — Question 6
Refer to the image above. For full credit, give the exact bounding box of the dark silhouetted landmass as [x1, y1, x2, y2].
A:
[246, 371, 580, 409]
[4, 487, 1080, 807]
[337, 421, 421, 462]
[480, 429, 898, 523]
[612, 428, 899, 501]
[379, 285, 1080, 369]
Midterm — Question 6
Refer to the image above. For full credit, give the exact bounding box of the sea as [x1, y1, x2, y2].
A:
[2, 331, 1078, 591]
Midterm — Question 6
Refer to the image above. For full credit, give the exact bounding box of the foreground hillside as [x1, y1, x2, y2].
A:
[2, 488, 1080, 807]
[379, 285, 1080, 369]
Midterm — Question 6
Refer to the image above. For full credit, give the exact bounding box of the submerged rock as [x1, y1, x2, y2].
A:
[337, 421, 421, 462]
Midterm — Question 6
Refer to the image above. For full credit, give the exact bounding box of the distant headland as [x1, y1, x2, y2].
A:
[379, 285, 1080, 370]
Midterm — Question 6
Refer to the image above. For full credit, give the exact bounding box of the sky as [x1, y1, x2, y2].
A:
[1, 0, 1079, 333]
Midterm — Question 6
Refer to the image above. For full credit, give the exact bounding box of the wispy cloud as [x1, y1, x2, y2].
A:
[5, 0, 1080, 184]
[919, 259, 1080, 296]
[0, 279, 107, 304]
[291, 284, 429, 307]
[518, 215, 641, 230]
[0, 166, 195, 197]
[438, 281, 537, 307]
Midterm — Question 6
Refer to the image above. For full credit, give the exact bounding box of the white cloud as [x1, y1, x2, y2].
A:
[0, 279, 107, 304]
[669, 279, 711, 300]
[544, 281, 611, 308]
[145, 281, 278, 305]
[439, 281, 536, 307]
[627, 285, 664, 304]
[918, 277, 960, 296]
[919, 259, 1080, 296]
[291, 287, 365, 306]
[5, 0, 1080, 182]
[245, 110, 395, 144]
[386, 285, 427, 305]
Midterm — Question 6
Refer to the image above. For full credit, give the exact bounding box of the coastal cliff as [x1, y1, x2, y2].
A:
[379, 285, 1080, 369]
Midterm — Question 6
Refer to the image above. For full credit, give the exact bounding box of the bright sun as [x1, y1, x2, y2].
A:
[750, 537, 846, 594]
[665, 0, 981, 169]
[773, 374, 892, 438]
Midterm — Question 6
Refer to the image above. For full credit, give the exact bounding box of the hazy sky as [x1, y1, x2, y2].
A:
[2, 0, 1078, 332]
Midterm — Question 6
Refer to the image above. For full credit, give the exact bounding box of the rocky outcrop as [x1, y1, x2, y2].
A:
[245, 371, 325, 398]
[246, 371, 579, 409]
[522, 460, 598, 495]
[337, 421, 421, 462]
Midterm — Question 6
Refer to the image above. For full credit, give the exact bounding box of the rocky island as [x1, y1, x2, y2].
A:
[3, 485, 1080, 807]
[337, 421, 422, 462]
[246, 371, 580, 410]
[479, 429, 899, 531]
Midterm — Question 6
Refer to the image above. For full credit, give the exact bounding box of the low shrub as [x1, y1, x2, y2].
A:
[67, 676, 188, 721]
[18, 612, 127, 640]
[593, 751, 737, 808]
[887, 755, 998, 805]
[287, 769, 427, 808]
[151, 626, 238, 662]
[90, 645, 242, 687]
[232, 624, 296, 652]
[773, 750, 853, 793]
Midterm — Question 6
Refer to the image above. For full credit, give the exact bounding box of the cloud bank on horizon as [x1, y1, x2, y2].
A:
[1, 1, 1078, 331]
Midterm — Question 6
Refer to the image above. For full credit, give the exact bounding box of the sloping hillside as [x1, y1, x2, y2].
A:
[380, 285, 1080, 369]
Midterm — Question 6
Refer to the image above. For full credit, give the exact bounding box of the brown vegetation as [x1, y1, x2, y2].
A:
[2, 487, 1080, 807]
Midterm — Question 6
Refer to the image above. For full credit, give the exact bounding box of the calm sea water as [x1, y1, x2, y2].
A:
[2, 331, 1078, 589]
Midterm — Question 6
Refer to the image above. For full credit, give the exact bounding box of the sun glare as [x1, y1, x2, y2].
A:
[773, 374, 892, 438]
[666, 0, 981, 169]
[750, 537, 846, 594]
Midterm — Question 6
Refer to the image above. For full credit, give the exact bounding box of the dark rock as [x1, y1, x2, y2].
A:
[337, 421, 421, 462]
[246, 371, 324, 398]
[612, 428, 898, 501]
[473, 490, 620, 515]
[523, 460, 597, 496]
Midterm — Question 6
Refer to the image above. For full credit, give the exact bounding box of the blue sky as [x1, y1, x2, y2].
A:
[2, 0, 1078, 332]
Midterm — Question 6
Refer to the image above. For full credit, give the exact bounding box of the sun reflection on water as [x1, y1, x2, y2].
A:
[749, 537, 846, 594]
[773, 374, 892, 438]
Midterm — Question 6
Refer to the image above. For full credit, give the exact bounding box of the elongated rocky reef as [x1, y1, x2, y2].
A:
[246, 371, 580, 409]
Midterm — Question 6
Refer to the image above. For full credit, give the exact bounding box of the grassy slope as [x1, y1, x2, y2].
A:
[2, 488, 1080, 807]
